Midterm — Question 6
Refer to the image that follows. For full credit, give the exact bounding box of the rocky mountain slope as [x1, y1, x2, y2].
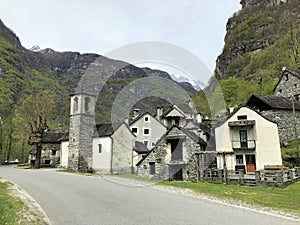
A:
[0, 19, 196, 125]
[195, 0, 300, 115]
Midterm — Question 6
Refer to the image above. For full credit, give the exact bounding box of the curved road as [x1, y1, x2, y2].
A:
[0, 166, 298, 225]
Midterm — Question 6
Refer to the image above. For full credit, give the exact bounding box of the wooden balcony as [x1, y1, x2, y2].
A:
[231, 140, 256, 150]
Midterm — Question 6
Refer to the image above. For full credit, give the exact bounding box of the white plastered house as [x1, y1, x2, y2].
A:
[215, 106, 282, 174]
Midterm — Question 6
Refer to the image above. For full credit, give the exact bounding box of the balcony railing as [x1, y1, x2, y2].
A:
[231, 140, 256, 150]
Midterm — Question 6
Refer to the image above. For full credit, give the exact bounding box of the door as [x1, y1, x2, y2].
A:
[246, 154, 256, 173]
[239, 130, 248, 148]
[169, 164, 183, 181]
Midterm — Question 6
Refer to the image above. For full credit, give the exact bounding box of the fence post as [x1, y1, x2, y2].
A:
[277, 171, 283, 184]
[288, 169, 294, 180]
[255, 170, 260, 185]
[238, 169, 244, 185]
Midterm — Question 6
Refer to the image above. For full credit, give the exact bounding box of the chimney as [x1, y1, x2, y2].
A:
[133, 108, 140, 119]
[156, 107, 163, 120]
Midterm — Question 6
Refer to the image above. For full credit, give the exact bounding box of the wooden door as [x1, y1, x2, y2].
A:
[246, 155, 256, 173]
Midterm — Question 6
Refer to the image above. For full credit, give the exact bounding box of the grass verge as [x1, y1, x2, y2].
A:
[57, 168, 96, 176]
[158, 180, 300, 215]
[0, 180, 25, 224]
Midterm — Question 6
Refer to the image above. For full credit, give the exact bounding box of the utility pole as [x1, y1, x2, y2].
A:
[0, 116, 3, 154]
[292, 93, 300, 166]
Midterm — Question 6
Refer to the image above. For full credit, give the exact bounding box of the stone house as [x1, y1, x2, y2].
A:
[29, 129, 68, 167]
[136, 125, 207, 181]
[274, 69, 300, 99]
[215, 107, 282, 174]
[246, 94, 300, 144]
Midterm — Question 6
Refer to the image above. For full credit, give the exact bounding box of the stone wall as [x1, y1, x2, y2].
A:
[261, 110, 300, 143]
[274, 72, 300, 99]
[137, 127, 202, 181]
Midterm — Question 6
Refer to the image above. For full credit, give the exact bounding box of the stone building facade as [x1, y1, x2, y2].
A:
[68, 93, 96, 172]
[246, 94, 300, 144]
[274, 69, 300, 100]
[137, 125, 206, 181]
[29, 130, 68, 167]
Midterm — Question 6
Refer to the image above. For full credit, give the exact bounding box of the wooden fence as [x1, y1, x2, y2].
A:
[198, 167, 300, 187]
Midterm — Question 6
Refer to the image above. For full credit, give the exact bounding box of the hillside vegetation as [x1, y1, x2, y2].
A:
[195, 0, 300, 116]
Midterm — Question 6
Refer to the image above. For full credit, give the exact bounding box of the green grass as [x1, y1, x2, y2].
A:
[0, 181, 25, 224]
[158, 181, 300, 215]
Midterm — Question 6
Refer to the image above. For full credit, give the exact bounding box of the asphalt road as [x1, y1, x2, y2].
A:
[0, 166, 298, 225]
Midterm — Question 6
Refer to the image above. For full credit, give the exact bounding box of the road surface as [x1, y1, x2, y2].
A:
[0, 166, 298, 225]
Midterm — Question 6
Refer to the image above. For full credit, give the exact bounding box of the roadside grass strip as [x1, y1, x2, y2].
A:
[158, 181, 300, 215]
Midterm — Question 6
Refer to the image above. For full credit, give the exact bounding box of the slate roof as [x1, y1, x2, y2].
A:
[95, 124, 115, 137]
[41, 130, 68, 143]
[246, 94, 300, 111]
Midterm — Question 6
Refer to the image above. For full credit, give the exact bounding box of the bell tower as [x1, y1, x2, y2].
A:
[68, 92, 96, 171]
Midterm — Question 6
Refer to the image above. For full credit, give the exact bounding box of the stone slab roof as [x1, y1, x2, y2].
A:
[42, 130, 68, 143]
[246, 94, 300, 111]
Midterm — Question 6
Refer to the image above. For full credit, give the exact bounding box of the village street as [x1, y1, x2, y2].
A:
[0, 166, 298, 225]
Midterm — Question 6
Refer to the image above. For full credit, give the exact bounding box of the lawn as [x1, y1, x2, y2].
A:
[158, 180, 300, 215]
[0, 181, 25, 224]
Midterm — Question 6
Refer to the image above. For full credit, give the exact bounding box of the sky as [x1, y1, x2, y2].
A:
[0, 0, 241, 87]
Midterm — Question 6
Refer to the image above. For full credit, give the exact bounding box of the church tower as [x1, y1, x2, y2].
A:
[68, 93, 96, 171]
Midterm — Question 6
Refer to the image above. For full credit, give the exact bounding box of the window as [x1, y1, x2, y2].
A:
[51, 150, 56, 156]
[295, 84, 297, 88]
[144, 141, 148, 146]
[149, 162, 155, 175]
[285, 74, 289, 81]
[132, 128, 138, 134]
[98, 144, 102, 153]
[85, 97, 90, 112]
[144, 116, 149, 122]
[237, 115, 247, 120]
[236, 155, 243, 164]
[239, 130, 248, 148]
[144, 129, 150, 135]
[278, 89, 282, 93]
[45, 159, 50, 165]
[73, 97, 78, 113]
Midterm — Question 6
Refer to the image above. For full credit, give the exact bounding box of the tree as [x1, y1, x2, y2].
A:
[19, 91, 55, 168]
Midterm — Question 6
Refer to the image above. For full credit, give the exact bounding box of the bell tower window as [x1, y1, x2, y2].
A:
[73, 97, 78, 113]
[85, 97, 90, 112]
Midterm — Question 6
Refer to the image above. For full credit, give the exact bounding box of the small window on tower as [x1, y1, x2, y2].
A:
[73, 97, 78, 113]
[98, 144, 102, 153]
[144, 116, 149, 122]
[85, 97, 91, 112]
[144, 129, 150, 135]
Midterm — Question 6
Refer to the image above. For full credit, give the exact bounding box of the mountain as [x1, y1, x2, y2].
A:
[195, 0, 300, 115]
[0, 19, 197, 125]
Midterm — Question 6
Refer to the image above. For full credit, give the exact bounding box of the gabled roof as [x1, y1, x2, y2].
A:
[129, 111, 166, 128]
[95, 124, 115, 137]
[215, 105, 277, 128]
[246, 94, 300, 111]
[41, 130, 68, 143]
[95, 122, 135, 138]
[136, 125, 206, 166]
[161, 106, 185, 118]
[273, 69, 300, 91]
